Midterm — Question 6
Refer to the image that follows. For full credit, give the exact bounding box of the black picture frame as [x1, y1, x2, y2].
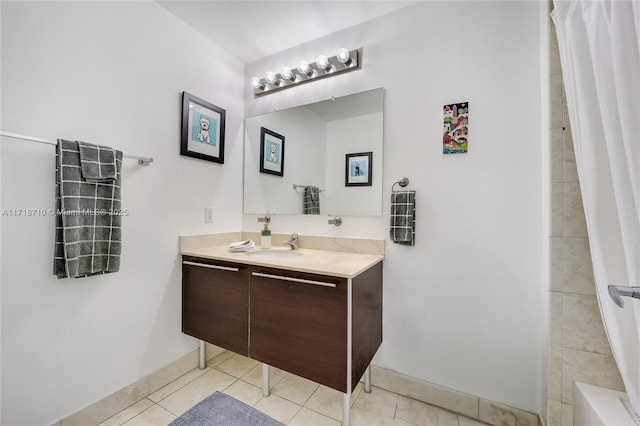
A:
[180, 91, 226, 164]
[259, 127, 285, 177]
[345, 152, 373, 187]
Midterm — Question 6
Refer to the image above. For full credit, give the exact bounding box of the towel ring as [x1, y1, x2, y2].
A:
[392, 177, 409, 192]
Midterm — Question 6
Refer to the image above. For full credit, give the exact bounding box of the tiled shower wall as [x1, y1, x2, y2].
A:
[546, 10, 625, 426]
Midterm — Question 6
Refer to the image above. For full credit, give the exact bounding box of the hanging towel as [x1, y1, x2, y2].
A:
[303, 186, 320, 215]
[54, 139, 123, 278]
[390, 190, 416, 246]
[78, 140, 118, 181]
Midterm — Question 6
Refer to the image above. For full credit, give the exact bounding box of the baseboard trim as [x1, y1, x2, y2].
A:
[369, 365, 540, 426]
[54, 344, 225, 426]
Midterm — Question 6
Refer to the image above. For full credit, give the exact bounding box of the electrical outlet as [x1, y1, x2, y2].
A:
[205, 207, 214, 223]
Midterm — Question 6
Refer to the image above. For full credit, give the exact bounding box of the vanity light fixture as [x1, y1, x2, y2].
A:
[316, 55, 332, 72]
[250, 48, 361, 97]
[297, 60, 313, 77]
[281, 66, 296, 82]
[251, 76, 265, 90]
[336, 48, 353, 67]
[264, 71, 281, 87]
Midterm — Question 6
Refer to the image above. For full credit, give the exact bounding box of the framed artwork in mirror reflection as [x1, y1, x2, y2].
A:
[345, 152, 372, 186]
[260, 127, 285, 177]
[181, 91, 226, 164]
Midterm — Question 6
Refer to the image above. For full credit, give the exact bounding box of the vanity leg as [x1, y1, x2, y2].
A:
[262, 363, 270, 397]
[364, 366, 372, 394]
[198, 340, 206, 370]
[342, 392, 351, 426]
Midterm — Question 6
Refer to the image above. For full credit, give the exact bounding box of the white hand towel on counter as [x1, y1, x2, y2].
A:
[229, 239, 255, 252]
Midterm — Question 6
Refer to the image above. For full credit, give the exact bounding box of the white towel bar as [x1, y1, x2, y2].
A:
[0, 130, 153, 166]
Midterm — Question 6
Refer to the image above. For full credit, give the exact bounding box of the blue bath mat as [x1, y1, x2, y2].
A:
[169, 391, 284, 426]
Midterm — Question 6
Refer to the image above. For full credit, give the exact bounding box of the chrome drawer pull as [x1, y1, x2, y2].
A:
[183, 261, 239, 272]
[252, 272, 336, 288]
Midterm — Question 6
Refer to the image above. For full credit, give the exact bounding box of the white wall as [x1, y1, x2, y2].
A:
[0, 2, 244, 424]
[324, 113, 383, 216]
[244, 107, 326, 214]
[244, 1, 544, 413]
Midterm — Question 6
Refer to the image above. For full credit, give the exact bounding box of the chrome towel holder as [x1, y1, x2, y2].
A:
[392, 177, 409, 192]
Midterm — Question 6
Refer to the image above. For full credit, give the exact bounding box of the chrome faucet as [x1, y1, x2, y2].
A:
[328, 216, 342, 226]
[283, 232, 298, 250]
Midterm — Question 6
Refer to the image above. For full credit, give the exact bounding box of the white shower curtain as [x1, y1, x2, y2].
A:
[552, 0, 640, 419]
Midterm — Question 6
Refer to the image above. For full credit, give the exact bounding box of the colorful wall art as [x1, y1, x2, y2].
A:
[443, 102, 469, 154]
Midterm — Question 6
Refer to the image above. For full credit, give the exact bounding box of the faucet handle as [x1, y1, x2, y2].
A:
[328, 216, 342, 226]
[258, 214, 271, 224]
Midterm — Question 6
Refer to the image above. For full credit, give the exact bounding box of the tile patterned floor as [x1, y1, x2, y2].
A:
[99, 351, 491, 426]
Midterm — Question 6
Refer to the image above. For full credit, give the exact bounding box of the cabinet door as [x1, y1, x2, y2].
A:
[250, 266, 348, 392]
[182, 256, 249, 356]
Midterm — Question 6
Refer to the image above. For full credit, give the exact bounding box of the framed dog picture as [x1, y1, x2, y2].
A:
[181, 91, 226, 164]
[345, 152, 372, 186]
[259, 127, 285, 177]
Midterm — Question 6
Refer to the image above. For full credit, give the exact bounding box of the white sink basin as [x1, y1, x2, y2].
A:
[246, 250, 303, 259]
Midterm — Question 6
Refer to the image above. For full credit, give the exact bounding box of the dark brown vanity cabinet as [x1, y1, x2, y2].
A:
[182, 255, 383, 394]
[250, 267, 349, 392]
[182, 256, 250, 356]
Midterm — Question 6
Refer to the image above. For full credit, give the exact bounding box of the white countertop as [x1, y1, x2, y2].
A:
[181, 245, 383, 278]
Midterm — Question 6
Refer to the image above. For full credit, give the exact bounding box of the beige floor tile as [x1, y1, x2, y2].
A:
[304, 384, 364, 421]
[253, 394, 302, 425]
[304, 385, 347, 421]
[241, 363, 287, 389]
[98, 399, 155, 426]
[148, 367, 210, 403]
[353, 417, 414, 426]
[459, 416, 491, 426]
[222, 379, 263, 407]
[272, 374, 320, 405]
[157, 369, 236, 416]
[215, 353, 260, 378]
[289, 407, 341, 426]
[206, 350, 235, 368]
[395, 395, 458, 426]
[121, 405, 176, 426]
[205, 343, 226, 360]
[351, 386, 398, 425]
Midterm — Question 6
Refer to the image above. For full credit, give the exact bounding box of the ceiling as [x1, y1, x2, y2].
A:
[156, 1, 418, 64]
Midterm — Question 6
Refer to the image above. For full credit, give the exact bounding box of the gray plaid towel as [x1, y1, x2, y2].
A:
[78, 140, 117, 181]
[303, 186, 320, 215]
[390, 190, 415, 246]
[54, 139, 123, 278]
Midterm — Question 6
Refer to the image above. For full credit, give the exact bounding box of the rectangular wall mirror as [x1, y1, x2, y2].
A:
[244, 87, 384, 216]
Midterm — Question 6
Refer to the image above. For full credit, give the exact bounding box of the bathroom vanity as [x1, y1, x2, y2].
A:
[180, 243, 383, 425]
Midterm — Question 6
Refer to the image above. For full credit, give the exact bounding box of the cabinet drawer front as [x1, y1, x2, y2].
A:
[250, 267, 348, 392]
[182, 257, 249, 356]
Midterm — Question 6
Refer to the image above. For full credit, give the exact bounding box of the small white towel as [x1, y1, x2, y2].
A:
[229, 239, 255, 252]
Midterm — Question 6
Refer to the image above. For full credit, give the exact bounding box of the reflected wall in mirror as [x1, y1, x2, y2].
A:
[244, 88, 384, 216]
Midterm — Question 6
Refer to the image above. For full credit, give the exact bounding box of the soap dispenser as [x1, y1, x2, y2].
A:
[258, 215, 271, 249]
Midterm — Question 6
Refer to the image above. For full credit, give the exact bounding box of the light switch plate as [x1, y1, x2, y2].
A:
[205, 207, 214, 223]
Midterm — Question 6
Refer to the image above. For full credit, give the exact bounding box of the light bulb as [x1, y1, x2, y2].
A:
[265, 71, 278, 86]
[297, 60, 312, 76]
[281, 66, 295, 82]
[336, 48, 351, 66]
[251, 76, 264, 89]
[316, 55, 330, 71]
